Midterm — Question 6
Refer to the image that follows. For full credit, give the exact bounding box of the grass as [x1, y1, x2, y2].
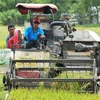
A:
[0, 74, 7, 100]
[8, 88, 100, 100]
[0, 26, 8, 48]
[76, 26, 100, 36]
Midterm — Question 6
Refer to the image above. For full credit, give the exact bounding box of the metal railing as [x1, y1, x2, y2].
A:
[9, 58, 98, 93]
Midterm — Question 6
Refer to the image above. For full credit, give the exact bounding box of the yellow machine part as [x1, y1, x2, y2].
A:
[15, 50, 50, 68]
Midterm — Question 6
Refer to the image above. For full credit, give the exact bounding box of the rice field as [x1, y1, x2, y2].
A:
[0, 25, 100, 100]
[8, 88, 100, 100]
[0, 74, 7, 100]
[77, 26, 100, 36]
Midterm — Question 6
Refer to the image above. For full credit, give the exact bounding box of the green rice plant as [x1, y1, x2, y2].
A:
[0, 40, 6, 48]
[0, 74, 8, 100]
[76, 26, 100, 36]
[51, 71, 93, 92]
[8, 87, 100, 100]
[0, 74, 4, 92]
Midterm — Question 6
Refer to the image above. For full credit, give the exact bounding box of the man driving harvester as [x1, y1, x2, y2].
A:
[24, 16, 45, 49]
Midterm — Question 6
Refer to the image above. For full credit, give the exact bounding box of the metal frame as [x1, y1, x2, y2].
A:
[7, 58, 98, 93]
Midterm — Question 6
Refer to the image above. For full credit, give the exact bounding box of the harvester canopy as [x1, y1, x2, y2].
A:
[16, 3, 58, 14]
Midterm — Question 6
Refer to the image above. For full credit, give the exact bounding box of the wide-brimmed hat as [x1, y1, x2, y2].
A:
[33, 17, 40, 24]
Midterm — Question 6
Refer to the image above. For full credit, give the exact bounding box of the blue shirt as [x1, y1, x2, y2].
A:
[24, 26, 44, 43]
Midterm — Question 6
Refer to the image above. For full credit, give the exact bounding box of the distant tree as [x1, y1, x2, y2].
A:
[91, 0, 100, 23]
[0, 0, 100, 25]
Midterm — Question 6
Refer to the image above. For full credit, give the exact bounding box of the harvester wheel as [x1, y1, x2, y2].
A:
[2, 75, 6, 84]
[7, 78, 12, 91]
[2, 74, 12, 91]
[5, 73, 12, 91]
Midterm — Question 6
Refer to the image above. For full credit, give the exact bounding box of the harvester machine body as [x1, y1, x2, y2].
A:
[2, 3, 100, 93]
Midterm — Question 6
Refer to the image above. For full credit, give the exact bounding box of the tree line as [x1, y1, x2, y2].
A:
[0, 0, 100, 25]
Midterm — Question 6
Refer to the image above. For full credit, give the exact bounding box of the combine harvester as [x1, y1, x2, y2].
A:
[3, 3, 100, 93]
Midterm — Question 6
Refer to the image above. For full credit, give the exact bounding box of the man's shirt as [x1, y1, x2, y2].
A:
[6, 35, 13, 48]
[24, 26, 44, 43]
